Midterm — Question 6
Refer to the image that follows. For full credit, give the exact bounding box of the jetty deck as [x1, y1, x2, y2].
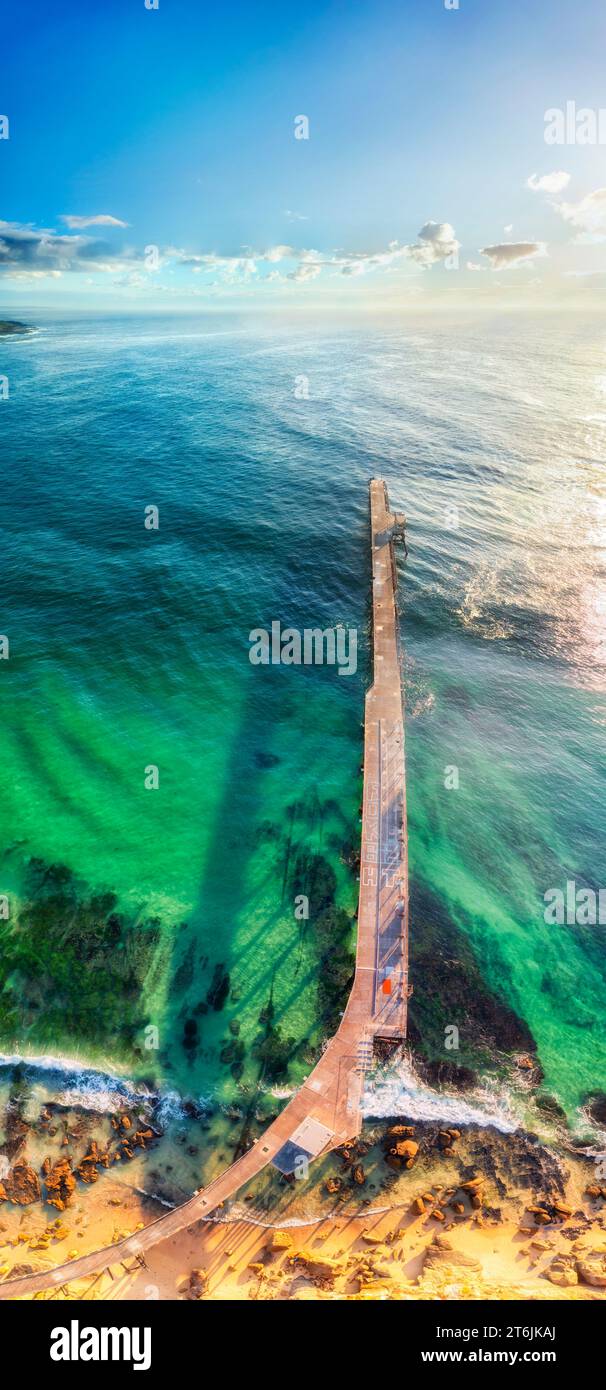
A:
[0, 478, 409, 1299]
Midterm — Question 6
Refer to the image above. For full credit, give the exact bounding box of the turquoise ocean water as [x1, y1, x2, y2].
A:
[1, 311, 605, 1133]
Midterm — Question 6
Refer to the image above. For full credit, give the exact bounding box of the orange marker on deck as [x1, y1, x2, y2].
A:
[382, 976, 392, 995]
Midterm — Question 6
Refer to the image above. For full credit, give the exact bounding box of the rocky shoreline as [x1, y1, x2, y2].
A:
[0, 320, 35, 335]
[189, 1114, 606, 1301]
[1, 1081, 605, 1300]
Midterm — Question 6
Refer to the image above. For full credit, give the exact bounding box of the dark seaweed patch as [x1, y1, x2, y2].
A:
[0, 858, 161, 1063]
[408, 881, 536, 1070]
[206, 963, 230, 1012]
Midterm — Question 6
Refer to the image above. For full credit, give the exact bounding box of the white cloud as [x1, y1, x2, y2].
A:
[527, 172, 570, 194]
[61, 214, 129, 229]
[555, 187, 606, 239]
[171, 224, 460, 285]
[0, 218, 462, 292]
[112, 271, 149, 289]
[172, 248, 259, 277]
[408, 221, 460, 265]
[4, 268, 63, 281]
[480, 241, 547, 270]
[316, 223, 460, 277]
[0, 220, 140, 275]
[264, 244, 295, 262]
[287, 263, 322, 282]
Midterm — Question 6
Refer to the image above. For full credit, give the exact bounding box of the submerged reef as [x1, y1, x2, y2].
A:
[289, 849, 356, 1036]
[407, 881, 537, 1077]
[0, 858, 163, 1063]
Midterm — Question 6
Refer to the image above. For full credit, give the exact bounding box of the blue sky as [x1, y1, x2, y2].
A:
[2, 0, 606, 308]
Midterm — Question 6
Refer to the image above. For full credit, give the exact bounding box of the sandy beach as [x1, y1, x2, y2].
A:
[2, 1106, 606, 1302]
[5, 1185, 606, 1304]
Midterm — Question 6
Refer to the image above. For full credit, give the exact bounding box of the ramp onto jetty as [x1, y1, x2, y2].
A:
[0, 479, 409, 1299]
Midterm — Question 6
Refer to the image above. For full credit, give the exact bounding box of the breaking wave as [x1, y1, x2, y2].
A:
[362, 1055, 518, 1133]
[0, 1052, 156, 1114]
[0, 1052, 215, 1126]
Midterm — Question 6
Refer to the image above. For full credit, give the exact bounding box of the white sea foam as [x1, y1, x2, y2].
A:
[0, 1052, 154, 1113]
[0, 1052, 219, 1127]
[362, 1055, 518, 1133]
[0, 1048, 520, 1135]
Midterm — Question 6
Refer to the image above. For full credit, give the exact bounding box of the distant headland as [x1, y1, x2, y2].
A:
[0, 320, 35, 335]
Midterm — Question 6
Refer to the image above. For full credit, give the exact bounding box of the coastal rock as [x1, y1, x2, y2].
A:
[552, 1201, 572, 1218]
[526, 1204, 551, 1223]
[422, 1238, 481, 1272]
[132, 1128, 154, 1151]
[44, 1157, 76, 1211]
[389, 1139, 418, 1160]
[577, 1252, 606, 1287]
[268, 1231, 292, 1252]
[536, 1094, 567, 1122]
[186, 1267, 208, 1299]
[4, 1104, 30, 1160]
[291, 1249, 342, 1285]
[75, 1152, 99, 1184]
[75, 1162, 99, 1184]
[385, 1136, 418, 1171]
[0, 321, 33, 336]
[400, 1139, 419, 1159]
[583, 1092, 606, 1128]
[421, 1060, 477, 1092]
[460, 1177, 484, 1193]
[355, 1279, 393, 1298]
[75, 1139, 112, 1184]
[527, 1199, 571, 1225]
[545, 1255, 577, 1288]
[2, 1161, 40, 1205]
